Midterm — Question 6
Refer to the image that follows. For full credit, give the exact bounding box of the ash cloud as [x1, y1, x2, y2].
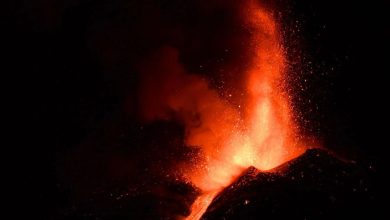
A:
[46, 0, 253, 218]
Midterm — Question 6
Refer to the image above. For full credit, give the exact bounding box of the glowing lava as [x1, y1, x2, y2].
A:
[185, 1, 304, 219]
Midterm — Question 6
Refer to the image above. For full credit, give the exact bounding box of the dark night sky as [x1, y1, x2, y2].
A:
[4, 0, 388, 219]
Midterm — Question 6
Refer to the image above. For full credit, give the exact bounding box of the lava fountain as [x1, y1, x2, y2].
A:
[185, 1, 305, 219]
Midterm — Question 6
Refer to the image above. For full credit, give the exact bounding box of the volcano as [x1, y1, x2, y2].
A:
[59, 148, 376, 219]
[201, 148, 375, 219]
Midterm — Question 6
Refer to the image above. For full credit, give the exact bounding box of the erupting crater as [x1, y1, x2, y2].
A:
[184, 1, 306, 219]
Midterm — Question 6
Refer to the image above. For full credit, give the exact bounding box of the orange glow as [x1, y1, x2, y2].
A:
[185, 0, 304, 219]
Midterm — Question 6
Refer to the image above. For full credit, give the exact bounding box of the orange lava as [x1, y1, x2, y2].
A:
[185, 1, 304, 219]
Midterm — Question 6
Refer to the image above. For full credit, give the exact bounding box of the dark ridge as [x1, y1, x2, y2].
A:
[202, 148, 377, 219]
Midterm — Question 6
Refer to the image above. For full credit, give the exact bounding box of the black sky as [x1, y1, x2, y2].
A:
[4, 0, 388, 219]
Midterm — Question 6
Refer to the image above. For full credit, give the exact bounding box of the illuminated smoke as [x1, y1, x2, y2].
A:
[137, 1, 305, 219]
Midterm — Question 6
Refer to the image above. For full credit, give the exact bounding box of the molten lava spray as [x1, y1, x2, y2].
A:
[185, 1, 304, 219]
[138, 0, 304, 219]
